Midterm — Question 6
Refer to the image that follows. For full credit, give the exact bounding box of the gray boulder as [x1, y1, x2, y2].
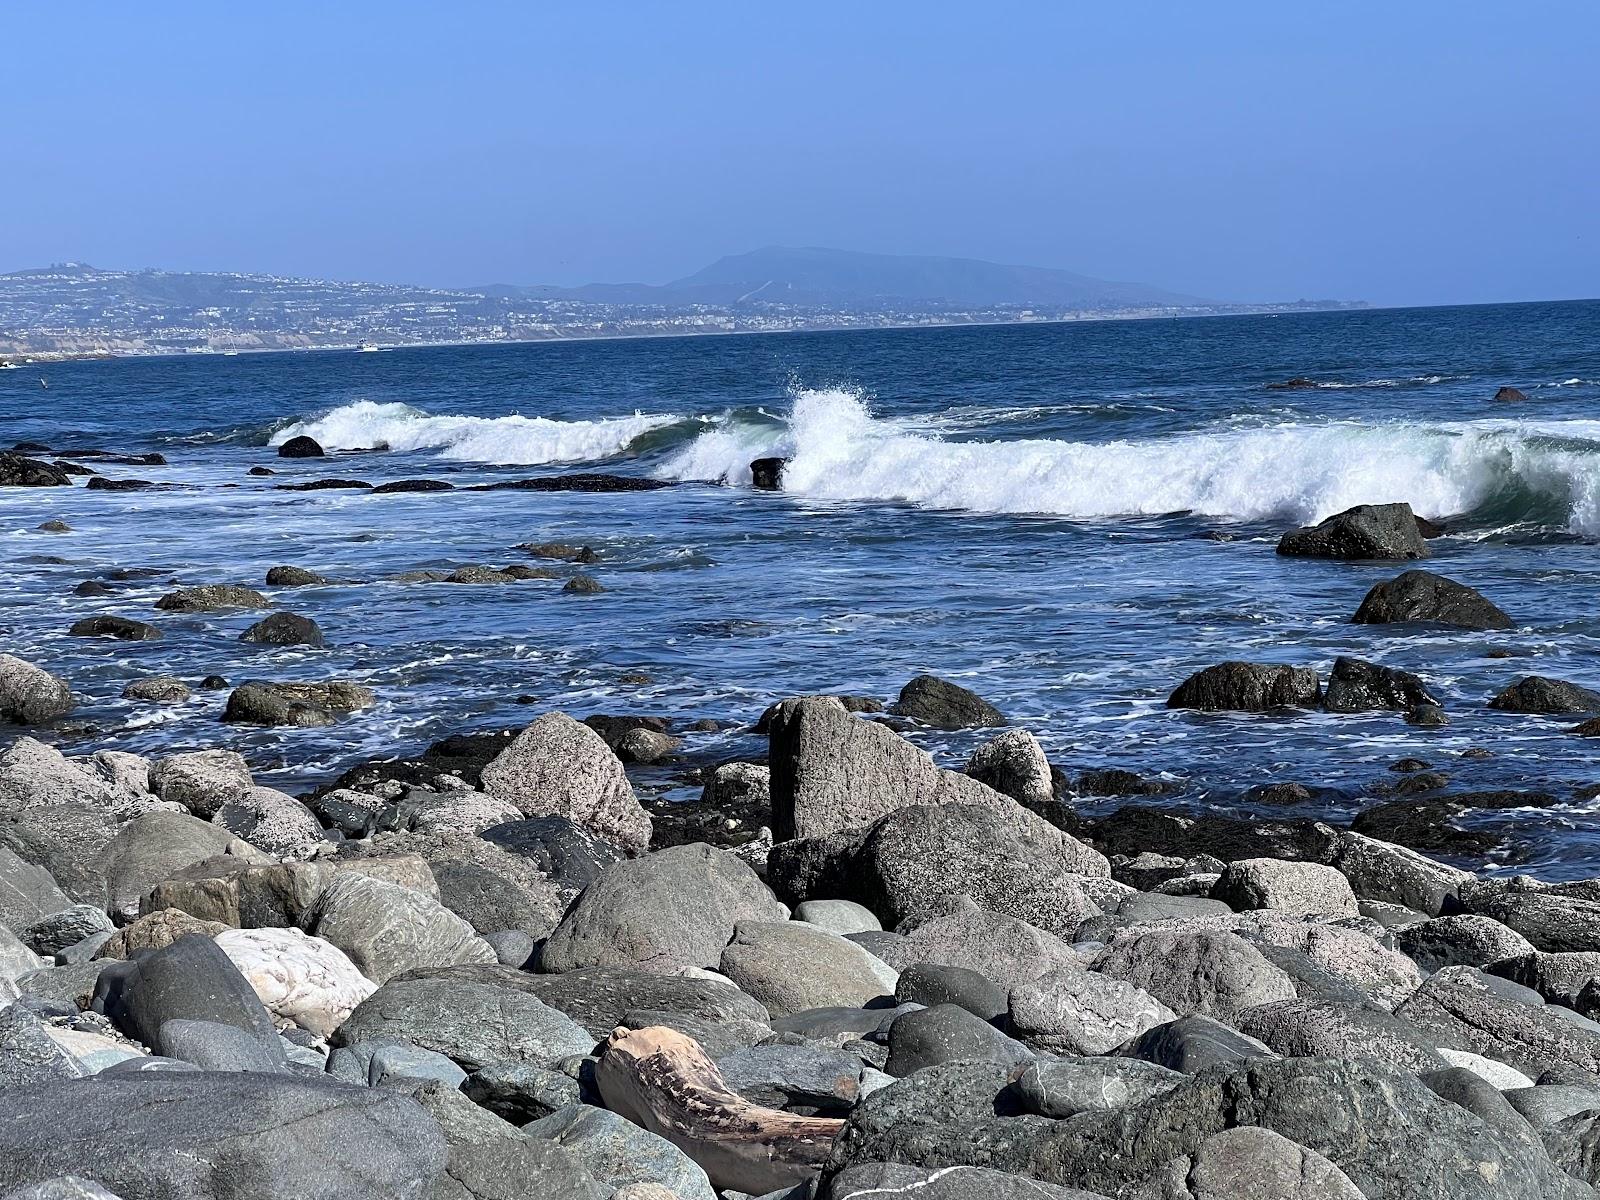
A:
[826, 1163, 1103, 1199]
[0, 1004, 84, 1091]
[1015, 1056, 1185, 1118]
[480, 712, 652, 854]
[0, 848, 74, 933]
[963, 729, 1053, 805]
[148, 750, 253, 818]
[524, 1104, 716, 1200]
[0, 655, 74, 725]
[539, 842, 786, 973]
[1117, 1014, 1278, 1074]
[432, 1133, 608, 1200]
[896, 962, 1008, 1021]
[719, 920, 895, 1018]
[159, 1018, 285, 1073]
[1395, 965, 1600, 1079]
[1009, 971, 1175, 1056]
[1137, 1126, 1367, 1200]
[1489, 951, 1600, 1007]
[95, 811, 253, 918]
[20, 905, 112, 957]
[213, 786, 324, 860]
[0, 740, 110, 812]
[0, 1177, 126, 1200]
[891, 674, 1005, 729]
[1276, 502, 1429, 560]
[884, 896, 1087, 991]
[884, 1002, 1033, 1076]
[222, 680, 374, 727]
[308, 871, 496, 983]
[1489, 676, 1600, 714]
[1, 805, 120, 908]
[333, 972, 594, 1070]
[718, 1043, 864, 1114]
[765, 696, 1010, 842]
[1237, 998, 1447, 1072]
[1165, 662, 1321, 712]
[1212, 858, 1358, 916]
[1352, 570, 1514, 631]
[1092, 928, 1297, 1023]
[793, 899, 881, 935]
[1398, 914, 1538, 973]
[1317, 827, 1470, 916]
[1323, 656, 1439, 714]
[0, 1073, 447, 1199]
[1469, 892, 1600, 953]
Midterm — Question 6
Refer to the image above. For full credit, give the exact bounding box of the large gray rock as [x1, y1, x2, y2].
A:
[0, 1073, 447, 1199]
[95, 811, 248, 919]
[1316, 827, 1471, 916]
[896, 962, 1008, 1021]
[1212, 858, 1358, 916]
[1490, 951, 1600, 1007]
[21, 904, 112, 957]
[1276, 502, 1429, 560]
[213, 786, 324, 861]
[884, 1002, 1033, 1076]
[0, 655, 74, 725]
[0, 740, 109, 812]
[766, 696, 1010, 841]
[719, 920, 895, 1018]
[884, 896, 1087, 991]
[1136, 1126, 1368, 1200]
[767, 802, 1106, 938]
[1395, 965, 1600, 1079]
[1008, 970, 1175, 1055]
[148, 751, 253, 819]
[524, 1104, 716, 1200]
[539, 843, 786, 973]
[1352, 570, 1514, 631]
[1469, 892, 1600, 953]
[717, 1042, 864, 1114]
[891, 675, 1005, 730]
[963, 729, 1053, 805]
[0, 806, 120, 910]
[1117, 1014, 1278, 1075]
[430, 858, 564, 938]
[1165, 662, 1321, 712]
[333, 972, 594, 1069]
[0, 848, 73, 934]
[1015, 1057, 1185, 1118]
[1398, 915, 1538, 973]
[1240, 911, 1425, 1010]
[480, 712, 652, 854]
[431, 1133, 608, 1200]
[0, 1005, 84, 1091]
[1092, 928, 1297, 1023]
[1237, 998, 1447, 1072]
[308, 871, 496, 983]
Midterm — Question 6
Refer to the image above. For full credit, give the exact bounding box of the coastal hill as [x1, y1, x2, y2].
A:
[479, 245, 1213, 311]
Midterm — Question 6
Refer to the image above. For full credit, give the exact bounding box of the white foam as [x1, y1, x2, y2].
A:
[661, 387, 1600, 532]
[272, 400, 676, 465]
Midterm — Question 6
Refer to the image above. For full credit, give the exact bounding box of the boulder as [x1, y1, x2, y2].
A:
[153, 584, 271, 612]
[884, 896, 1087, 991]
[215, 926, 375, 1038]
[767, 802, 1106, 938]
[1237, 997, 1447, 1072]
[277, 434, 325, 457]
[333, 971, 595, 1069]
[963, 729, 1053, 805]
[1352, 570, 1514, 631]
[96, 810, 249, 918]
[97, 909, 228, 960]
[430, 857, 564, 937]
[1396, 965, 1600, 1079]
[524, 1104, 716, 1200]
[265, 565, 330, 587]
[1137, 1126, 1367, 1200]
[539, 843, 786, 973]
[222, 680, 374, 727]
[0, 1004, 84, 1090]
[20, 905, 112, 957]
[1397, 914, 1538, 973]
[890, 674, 1005, 729]
[793, 899, 882, 935]
[1118, 1013, 1277, 1074]
[719, 920, 896, 1018]
[749, 457, 786, 490]
[1323, 656, 1438, 713]
[1494, 386, 1529, 402]
[0, 453, 72, 487]
[1490, 951, 1600, 1007]
[1489, 675, 1600, 714]
[765, 696, 1009, 842]
[0, 847, 74, 933]
[122, 677, 190, 704]
[1239, 913, 1424, 1010]
[1470, 892, 1600, 953]
[1317, 827, 1470, 916]
[238, 612, 326, 647]
[1212, 858, 1358, 916]
[615, 728, 682, 764]
[67, 615, 163, 641]
[1276, 502, 1429, 560]
[480, 712, 652, 854]
[1165, 662, 1320, 712]
[699, 761, 771, 811]
[826, 1163, 1100, 1199]
[148, 750, 254, 818]
[1008, 971, 1175, 1055]
[478, 815, 626, 890]
[0, 740, 113, 813]
[884, 1003, 1033, 1076]
[0, 656, 74, 726]
[1015, 1056, 1185, 1118]
[308, 871, 495, 983]
[1092, 928, 1297, 1023]
[0, 1073, 446, 1199]
[717, 1042, 863, 1115]
[213, 786, 325, 860]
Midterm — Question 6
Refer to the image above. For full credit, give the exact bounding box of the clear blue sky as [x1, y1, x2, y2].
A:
[3, 1, 1595, 306]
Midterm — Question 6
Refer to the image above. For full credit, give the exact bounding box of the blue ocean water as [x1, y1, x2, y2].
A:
[4, 300, 1600, 874]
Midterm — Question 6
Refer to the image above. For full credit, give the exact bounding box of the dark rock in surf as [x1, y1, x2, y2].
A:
[277, 478, 372, 491]
[891, 674, 1004, 729]
[1407, 703, 1450, 727]
[563, 574, 606, 594]
[35, 519, 71, 532]
[277, 435, 326, 458]
[1266, 377, 1319, 390]
[517, 541, 600, 562]
[222, 680, 374, 727]
[1323, 656, 1438, 713]
[1073, 768, 1172, 797]
[371, 478, 454, 493]
[248, 465, 276, 476]
[239, 612, 326, 648]
[0, 453, 72, 487]
[68, 616, 162, 641]
[1352, 569, 1513, 630]
[73, 580, 114, 597]
[1350, 800, 1499, 857]
[1489, 676, 1600, 714]
[155, 584, 271, 612]
[85, 476, 156, 491]
[1276, 502, 1430, 560]
[1166, 662, 1321, 712]
[750, 457, 787, 490]
[1495, 386, 1530, 402]
[265, 565, 330, 587]
[474, 473, 672, 492]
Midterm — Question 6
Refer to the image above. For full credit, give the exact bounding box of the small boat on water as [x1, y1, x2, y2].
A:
[355, 341, 382, 352]
[0, 361, 17, 370]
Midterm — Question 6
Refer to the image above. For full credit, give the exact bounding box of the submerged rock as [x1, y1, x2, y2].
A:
[67, 616, 162, 641]
[1352, 569, 1514, 630]
[155, 584, 271, 612]
[277, 434, 326, 458]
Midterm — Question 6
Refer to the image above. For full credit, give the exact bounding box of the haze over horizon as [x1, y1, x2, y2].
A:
[4, 1, 1596, 308]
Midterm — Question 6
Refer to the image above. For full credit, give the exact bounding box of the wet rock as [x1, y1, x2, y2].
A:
[154, 584, 271, 612]
[1489, 675, 1600, 714]
[222, 679, 374, 727]
[1323, 656, 1438, 713]
[475, 472, 672, 493]
[699, 761, 772, 812]
[1166, 662, 1320, 712]
[478, 815, 625, 891]
[891, 674, 1004, 729]
[563, 573, 606, 594]
[121, 677, 190, 704]
[749, 457, 787, 490]
[265, 564, 330, 586]
[517, 542, 600, 562]
[277, 434, 325, 458]
[371, 478, 453, 493]
[66, 616, 162, 641]
[481, 712, 652, 854]
[239, 611, 326, 647]
[1276, 501, 1429, 560]
[1494, 386, 1530, 402]
[0, 453, 72, 487]
[1352, 569, 1514, 631]
[0, 655, 74, 726]
[615, 727, 683, 764]
[540, 842, 785, 972]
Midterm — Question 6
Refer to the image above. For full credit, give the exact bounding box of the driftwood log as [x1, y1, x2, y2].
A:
[595, 1024, 845, 1193]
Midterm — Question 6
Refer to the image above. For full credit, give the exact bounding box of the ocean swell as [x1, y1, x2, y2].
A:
[660, 387, 1600, 532]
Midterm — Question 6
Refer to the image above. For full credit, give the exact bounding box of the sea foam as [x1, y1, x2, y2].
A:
[661, 387, 1600, 532]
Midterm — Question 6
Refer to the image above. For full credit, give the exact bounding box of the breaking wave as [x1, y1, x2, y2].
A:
[659, 387, 1600, 533]
[270, 400, 680, 464]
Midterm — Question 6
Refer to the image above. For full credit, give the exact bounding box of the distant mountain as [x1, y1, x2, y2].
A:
[481, 246, 1213, 311]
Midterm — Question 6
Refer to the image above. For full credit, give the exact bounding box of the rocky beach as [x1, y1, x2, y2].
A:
[2, 307, 1600, 1198]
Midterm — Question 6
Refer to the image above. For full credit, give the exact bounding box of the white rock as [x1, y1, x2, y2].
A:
[215, 926, 377, 1039]
[1436, 1047, 1535, 1090]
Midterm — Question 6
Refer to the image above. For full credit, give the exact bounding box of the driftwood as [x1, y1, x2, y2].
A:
[595, 1024, 845, 1193]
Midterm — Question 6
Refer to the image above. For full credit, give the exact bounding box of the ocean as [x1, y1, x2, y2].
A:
[4, 299, 1600, 876]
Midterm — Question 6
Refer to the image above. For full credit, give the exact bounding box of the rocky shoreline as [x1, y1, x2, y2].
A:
[6, 446, 1600, 1197]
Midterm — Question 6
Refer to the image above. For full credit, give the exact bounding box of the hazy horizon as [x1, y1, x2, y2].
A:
[5, 2, 1597, 308]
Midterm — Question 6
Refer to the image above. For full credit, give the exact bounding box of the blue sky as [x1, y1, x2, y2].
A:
[3, 2, 1595, 306]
